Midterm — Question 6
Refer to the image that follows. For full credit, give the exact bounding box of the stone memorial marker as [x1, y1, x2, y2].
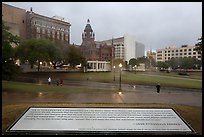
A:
[7, 107, 196, 135]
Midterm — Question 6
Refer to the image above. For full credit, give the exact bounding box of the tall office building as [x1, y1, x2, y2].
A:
[135, 41, 145, 58]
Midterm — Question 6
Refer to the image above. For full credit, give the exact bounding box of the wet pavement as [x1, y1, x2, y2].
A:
[2, 82, 202, 106]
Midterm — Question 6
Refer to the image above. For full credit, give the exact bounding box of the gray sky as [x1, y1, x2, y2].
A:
[4, 2, 202, 51]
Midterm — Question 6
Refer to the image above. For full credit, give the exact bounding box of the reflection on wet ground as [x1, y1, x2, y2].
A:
[3, 77, 202, 106]
[3, 89, 202, 106]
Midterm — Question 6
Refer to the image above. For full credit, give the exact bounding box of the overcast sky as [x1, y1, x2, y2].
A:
[4, 2, 202, 51]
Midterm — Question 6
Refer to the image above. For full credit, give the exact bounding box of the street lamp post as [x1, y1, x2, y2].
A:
[135, 65, 137, 74]
[119, 63, 122, 90]
[113, 66, 115, 81]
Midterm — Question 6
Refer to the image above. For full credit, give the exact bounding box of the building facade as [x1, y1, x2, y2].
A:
[80, 19, 99, 61]
[96, 34, 145, 62]
[80, 19, 113, 62]
[96, 37, 125, 60]
[156, 45, 202, 62]
[26, 9, 71, 45]
[87, 60, 111, 72]
[135, 41, 145, 58]
[2, 3, 27, 41]
[98, 43, 114, 61]
[2, 3, 71, 45]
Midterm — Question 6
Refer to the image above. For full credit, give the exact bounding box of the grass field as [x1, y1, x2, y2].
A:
[18, 71, 202, 89]
[2, 103, 202, 135]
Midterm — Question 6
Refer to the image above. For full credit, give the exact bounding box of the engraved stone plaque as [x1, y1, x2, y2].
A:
[7, 107, 195, 135]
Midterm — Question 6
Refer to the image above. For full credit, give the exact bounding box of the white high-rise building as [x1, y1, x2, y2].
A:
[96, 34, 145, 62]
[124, 34, 136, 61]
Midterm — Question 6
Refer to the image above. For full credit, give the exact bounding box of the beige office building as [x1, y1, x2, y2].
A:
[2, 3, 27, 41]
[156, 45, 201, 62]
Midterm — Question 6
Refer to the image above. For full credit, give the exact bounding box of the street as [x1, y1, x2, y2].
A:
[3, 80, 202, 107]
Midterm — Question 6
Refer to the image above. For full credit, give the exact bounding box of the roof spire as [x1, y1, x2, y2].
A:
[87, 19, 90, 24]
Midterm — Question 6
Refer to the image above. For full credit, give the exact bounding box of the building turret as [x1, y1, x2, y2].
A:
[82, 19, 95, 42]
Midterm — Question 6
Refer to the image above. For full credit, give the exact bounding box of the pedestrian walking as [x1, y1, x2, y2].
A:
[48, 77, 51, 85]
[156, 83, 161, 93]
[56, 79, 59, 86]
[60, 78, 63, 86]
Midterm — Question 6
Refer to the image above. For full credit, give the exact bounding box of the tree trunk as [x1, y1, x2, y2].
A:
[52, 62, 57, 69]
[38, 61, 40, 72]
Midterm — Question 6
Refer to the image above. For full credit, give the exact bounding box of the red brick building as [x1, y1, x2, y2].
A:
[2, 3, 71, 45]
[98, 43, 114, 61]
[26, 9, 71, 45]
[80, 19, 113, 61]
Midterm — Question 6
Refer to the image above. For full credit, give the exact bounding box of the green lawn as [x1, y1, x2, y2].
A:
[138, 71, 202, 80]
[122, 72, 202, 89]
[18, 71, 202, 89]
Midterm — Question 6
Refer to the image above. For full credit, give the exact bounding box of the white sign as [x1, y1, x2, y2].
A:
[8, 107, 193, 132]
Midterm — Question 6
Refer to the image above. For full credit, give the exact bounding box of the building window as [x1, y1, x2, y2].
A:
[176, 50, 178, 52]
[180, 50, 182, 52]
[61, 32, 64, 40]
[57, 31, 60, 39]
[52, 30, 55, 38]
[47, 29, 51, 37]
[188, 49, 191, 51]
[36, 27, 40, 33]
[42, 28, 45, 34]
[184, 49, 187, 52]
[188, 53, 191, 55]
[52, 26, 55, 29]
[37, 34, 41, 39]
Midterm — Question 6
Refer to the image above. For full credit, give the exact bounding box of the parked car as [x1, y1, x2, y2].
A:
[178, 72, 190, 76]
